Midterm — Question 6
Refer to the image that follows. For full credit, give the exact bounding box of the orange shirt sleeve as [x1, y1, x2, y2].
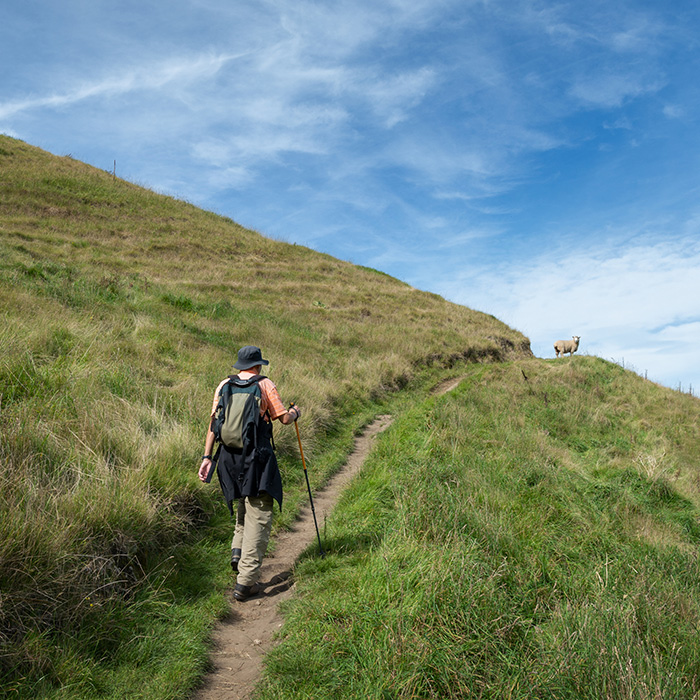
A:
[259, 378, 287, 421]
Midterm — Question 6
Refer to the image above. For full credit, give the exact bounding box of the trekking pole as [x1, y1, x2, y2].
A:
[291, 404, 325, 558]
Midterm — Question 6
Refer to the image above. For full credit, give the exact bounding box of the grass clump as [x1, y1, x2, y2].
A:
[260, 357, 700, 699]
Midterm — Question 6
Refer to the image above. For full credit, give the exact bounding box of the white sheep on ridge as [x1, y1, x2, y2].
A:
[554, 335, 581, 357]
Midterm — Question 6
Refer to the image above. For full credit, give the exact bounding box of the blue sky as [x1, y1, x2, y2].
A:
[2, 0, 699, 392]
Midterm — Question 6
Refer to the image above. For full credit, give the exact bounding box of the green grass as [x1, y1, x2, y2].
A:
[259, 358, 700, 699]
[0, 136, 531, 697]
[5, 135, 699, 699]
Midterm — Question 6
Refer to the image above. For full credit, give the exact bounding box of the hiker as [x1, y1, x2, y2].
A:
[198, 345, 301, 602]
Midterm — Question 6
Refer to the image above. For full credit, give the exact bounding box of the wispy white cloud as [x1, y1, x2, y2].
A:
[435, 226, 504, 249]
[568, 71, 664, 108]
[610, 18, 660, 53]
[0, 53, 239, 120]
[359, 67, 438, 128]
[663, 104, 686, 119]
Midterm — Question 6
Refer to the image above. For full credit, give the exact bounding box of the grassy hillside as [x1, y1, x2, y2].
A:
[9, 135, 696, 700]
[0, 135, 531, 697]
[261, 356, 700, 699]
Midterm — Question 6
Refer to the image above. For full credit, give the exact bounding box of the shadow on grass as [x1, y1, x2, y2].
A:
[297, 526, 387, 565]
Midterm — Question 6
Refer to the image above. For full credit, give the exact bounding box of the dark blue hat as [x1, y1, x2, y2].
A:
[233, 345, 269, 370]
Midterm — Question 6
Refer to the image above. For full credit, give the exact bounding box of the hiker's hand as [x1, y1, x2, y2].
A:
[199, 458, 212, 482]
[289, 404, 301, 421]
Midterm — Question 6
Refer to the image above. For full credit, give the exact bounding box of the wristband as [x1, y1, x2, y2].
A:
[202, 455, 212, 461]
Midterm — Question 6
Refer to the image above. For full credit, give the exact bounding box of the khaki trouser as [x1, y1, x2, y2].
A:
[231, 494, 274, 586]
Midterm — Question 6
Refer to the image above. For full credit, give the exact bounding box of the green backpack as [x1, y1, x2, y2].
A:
[212, 374, 268, 450]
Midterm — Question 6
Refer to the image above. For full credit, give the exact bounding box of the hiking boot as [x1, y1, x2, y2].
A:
[230, 548, 242, 573]
[233, 582, 261, 601]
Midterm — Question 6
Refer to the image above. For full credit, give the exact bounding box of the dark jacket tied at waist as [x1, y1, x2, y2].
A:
[214, 421, 283, 512]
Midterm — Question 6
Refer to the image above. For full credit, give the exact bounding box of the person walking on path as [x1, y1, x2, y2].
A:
[198, 346, 301, 602]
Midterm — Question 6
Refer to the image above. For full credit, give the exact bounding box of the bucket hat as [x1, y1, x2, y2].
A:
[233, 345, 269, 370]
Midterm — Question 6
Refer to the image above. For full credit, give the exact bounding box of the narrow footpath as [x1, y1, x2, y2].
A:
[195, 414, 395, 700]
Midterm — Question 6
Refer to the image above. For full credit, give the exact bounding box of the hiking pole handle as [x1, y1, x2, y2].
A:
[290, 402, 307, 472]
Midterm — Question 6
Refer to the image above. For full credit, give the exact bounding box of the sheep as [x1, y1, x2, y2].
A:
[554, 335, 581, 357]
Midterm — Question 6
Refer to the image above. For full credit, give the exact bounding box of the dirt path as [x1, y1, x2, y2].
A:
[430, 375, 465, 395]
[194, 414, 394, 700]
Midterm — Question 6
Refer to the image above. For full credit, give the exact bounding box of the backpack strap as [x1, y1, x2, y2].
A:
[229, 373, 265, 387]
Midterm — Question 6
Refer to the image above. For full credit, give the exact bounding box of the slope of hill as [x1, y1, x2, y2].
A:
[260, 357, 700, 699]
[0, 136, 531, 696]
[4, 137, 699, 700]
